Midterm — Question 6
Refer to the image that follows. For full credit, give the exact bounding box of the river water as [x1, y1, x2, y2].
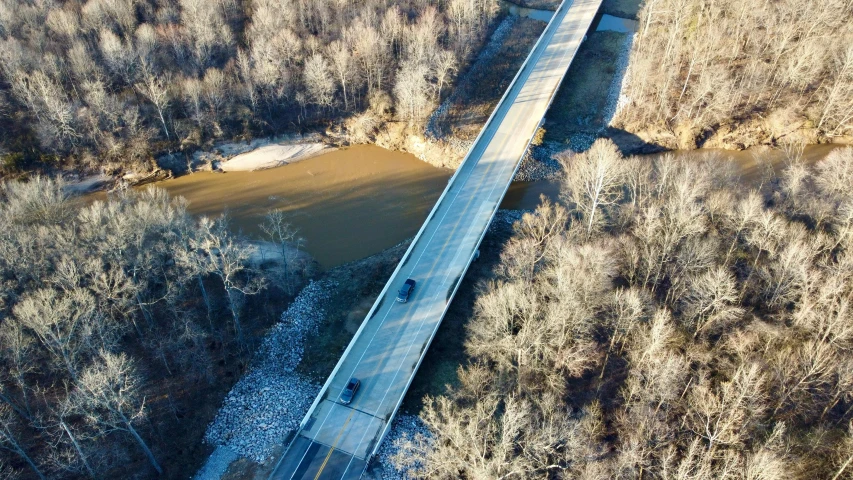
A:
[152, 145, 450, 268]
[136, 143, 847, 269]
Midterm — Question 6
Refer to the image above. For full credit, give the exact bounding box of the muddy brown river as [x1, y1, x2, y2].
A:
[134, 143, 847, 269]
[152, 145, 451, 268]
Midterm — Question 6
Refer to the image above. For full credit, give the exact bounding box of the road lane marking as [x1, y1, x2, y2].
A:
[337, 135, 520, 479]
[312, 408, 356, 480]
[291, 134, 502, 478]
[276, 1, 599, 477]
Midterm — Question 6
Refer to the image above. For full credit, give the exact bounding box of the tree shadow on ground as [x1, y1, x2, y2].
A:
[604, 127, 667, 155]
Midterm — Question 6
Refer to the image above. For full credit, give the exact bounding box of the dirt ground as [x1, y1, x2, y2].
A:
[543, 30, 627, 143]
[437, 18, 546, 140]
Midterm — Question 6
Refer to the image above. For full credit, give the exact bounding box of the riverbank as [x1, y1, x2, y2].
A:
[147, 145, 451, 269]
[56, 9, 545, 192]
[192, 207, 528, 479]
[195, 240, 412, 479]
[371, 14, 547, 170]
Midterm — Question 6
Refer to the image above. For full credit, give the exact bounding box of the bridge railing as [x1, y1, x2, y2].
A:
[271, 0, 601, 475]
[366, 0, 595, 466]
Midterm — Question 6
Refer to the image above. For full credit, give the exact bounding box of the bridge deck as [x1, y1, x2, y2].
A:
[269, 0, 603, 478]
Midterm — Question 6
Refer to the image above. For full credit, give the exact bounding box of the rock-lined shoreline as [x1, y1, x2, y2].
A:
[374, 414, 434, 479]
[201, 280, 335, 465]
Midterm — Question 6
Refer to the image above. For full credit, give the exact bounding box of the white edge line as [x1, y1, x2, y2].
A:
[281, 0, 565, 450]
[365, 0, 602, 466]
[269, 0, 597, 477]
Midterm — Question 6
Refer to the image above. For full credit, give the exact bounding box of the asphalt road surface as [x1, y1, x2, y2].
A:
[269, 0, 602, 478]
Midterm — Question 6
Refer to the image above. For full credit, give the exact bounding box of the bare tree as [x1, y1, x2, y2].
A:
[347, 19, 388, 93]
[617, 0, 853, 143]
[260, 209, 304, 294]
[181, 76, 205, 127]
[411, 143, 853, 479]
[430, 50, 457, 102]
[193, 216, 265, 344]
[403, 7, 442, 66]
[14, 288, 96, 382]
[0, 404, 44, 480]
[99, 29, 137, 84]
[819, 45, 853, 136]
[0, 320, 36, 419]
[1, 175, 73, 226]
[38, 389, 97, 479]
[688, 362, 768, 452]
[135, 68, 172, 139]
[679, 266, 743, 338]
[393, 60, 431, 123]
[560, 139, 624, 236]
[180, 0, 234, 68]
[235, 49, 259, 114]
[73, 351, 162, 475]
[303, 53, 335, 108]
[9, 69, 80, 149]
[326, 41, 353, 110]
[833, 422, 853, 480]
[202, 68, 228, 127]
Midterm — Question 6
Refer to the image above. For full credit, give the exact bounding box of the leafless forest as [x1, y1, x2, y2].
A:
[0, 0, 496, 172]
[394, 142, 853, 479]
[616, 0, 853, 147]
[0, 179, 310, 478]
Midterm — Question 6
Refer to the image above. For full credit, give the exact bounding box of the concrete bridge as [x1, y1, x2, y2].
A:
[269, 0, 603, 477]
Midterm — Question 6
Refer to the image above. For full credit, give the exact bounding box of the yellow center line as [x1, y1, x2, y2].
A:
[313, 408, 356, 480]
[313, 127, 518, 480]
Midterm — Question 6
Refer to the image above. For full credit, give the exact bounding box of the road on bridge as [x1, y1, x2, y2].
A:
[269, 0, 602, 478]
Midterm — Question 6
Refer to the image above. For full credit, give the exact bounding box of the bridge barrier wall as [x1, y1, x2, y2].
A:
[270, 0, 600, 474]
[367, 0, 602, 466]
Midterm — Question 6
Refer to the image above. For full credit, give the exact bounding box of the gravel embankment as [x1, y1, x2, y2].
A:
[374, 414, 434, 480]
[489, 209, 529, 233]
[202, 280, 336, 464]
[515, 143, 563, 181]
[564, 32, 636, 154]
[193, 446, 239, 480]
[604, 33, 635, 128]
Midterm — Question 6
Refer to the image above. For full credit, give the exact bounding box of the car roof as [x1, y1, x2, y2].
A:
[404, 278, 415, 285]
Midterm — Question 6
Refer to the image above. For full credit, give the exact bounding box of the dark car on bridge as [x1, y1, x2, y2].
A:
[340, 378, 360, 405]
[396, 279, 416, 303]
